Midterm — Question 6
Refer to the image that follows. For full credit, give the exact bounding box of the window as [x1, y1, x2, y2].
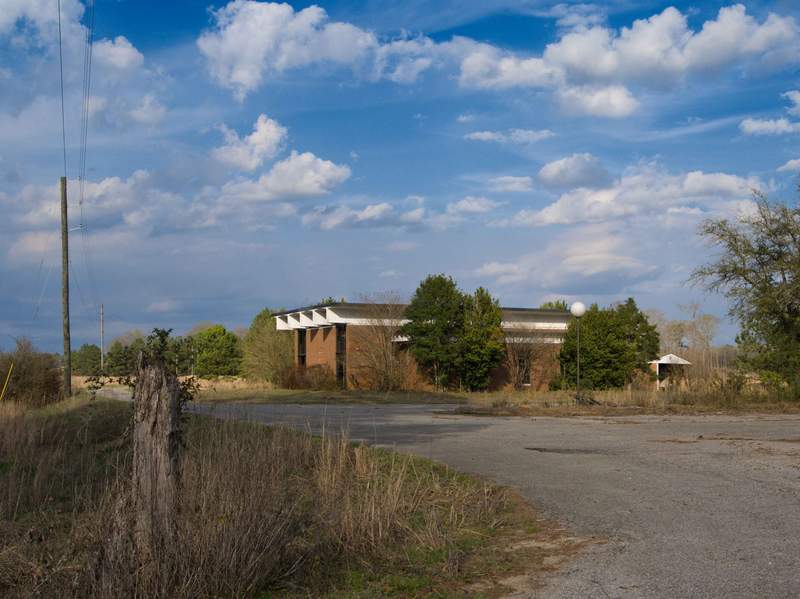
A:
[336, 324, 346, 355]
[517, 356, 531, 388]
[297, 330, 307, 366]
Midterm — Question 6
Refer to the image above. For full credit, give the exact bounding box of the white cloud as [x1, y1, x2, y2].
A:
[195, 3, 799, 118]
[221, 151, 351, 202]
[531, 4, 607, 31]
[456, 113, 475, 123]
[458, 41, 563, 90]
[785, 90, 800, 116]
[198, 2, 438, 100]
[0, 0, 84, 44]
[538, 153, 611, 189]
[541, 5, 798, 87]
[128, 94, 166, 125]
[488, 176, 533, 192]
[302, 202, 394, 230]
[386, 240, 418, 252]
[213, 114, 288, 171]
[476, 224, 655, 290]
[778, 158, 800, 173]
[464, 128, 554, 144]
[446, 196, 499, 214]
[302, 194, 497, 232]
[457, 5, 798, 116]
[505, 163, 760, 227]
[147, 299, 180, 313]
[7, 231, 58, 263]
[556, 85, 639, 118]
[94, 36, 145, 71]
[739, 117, 800, 135]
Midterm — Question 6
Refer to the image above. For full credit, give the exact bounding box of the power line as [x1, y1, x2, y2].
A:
[56, 0, 67, 177]
[78, 0, 100, 310]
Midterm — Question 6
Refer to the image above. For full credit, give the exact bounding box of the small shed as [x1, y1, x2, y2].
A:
[649, 354, 691, 390]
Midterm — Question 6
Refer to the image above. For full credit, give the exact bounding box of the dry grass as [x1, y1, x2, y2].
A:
[196, 385, 465, 405]
[0, 398, 557, 598]
[459, 383, 800, 417]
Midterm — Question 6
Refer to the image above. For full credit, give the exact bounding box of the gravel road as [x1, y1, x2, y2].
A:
[192, 401, 800, 599]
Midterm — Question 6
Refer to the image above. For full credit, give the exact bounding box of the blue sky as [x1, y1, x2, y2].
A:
[1, 0, 799, 351]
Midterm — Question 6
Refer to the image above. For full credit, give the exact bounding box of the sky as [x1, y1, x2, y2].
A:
[1, 0, 799, 352]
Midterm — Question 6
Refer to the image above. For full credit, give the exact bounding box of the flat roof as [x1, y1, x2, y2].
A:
[272, 302, 569, 318]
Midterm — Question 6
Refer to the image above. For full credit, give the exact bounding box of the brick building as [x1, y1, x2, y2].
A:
[274, 302, 571, 390]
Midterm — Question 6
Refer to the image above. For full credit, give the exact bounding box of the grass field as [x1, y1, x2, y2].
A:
[0, 396, 581, 597]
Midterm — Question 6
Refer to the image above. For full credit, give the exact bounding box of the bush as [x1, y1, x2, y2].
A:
[0, 338, 62, 407]
[283, 364, 338, 390]
[241, 308, 294, 384]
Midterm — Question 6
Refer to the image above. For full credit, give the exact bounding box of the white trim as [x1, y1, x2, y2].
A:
[275, 304, 570, 338]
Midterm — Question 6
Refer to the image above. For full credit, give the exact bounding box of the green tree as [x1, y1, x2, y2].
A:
[105, 330, 145, 376]
[540, 299, 569, 310]
[401, 274, 466, 389]
[460, 287, 505, 391]
[615, 298, 660, 367]
[192, 324, 242, 377]
[692, 194, 800, 392]
[559, 299, 659, 389]
[73, 343, 101, 375]
[241, 308, 294, 384]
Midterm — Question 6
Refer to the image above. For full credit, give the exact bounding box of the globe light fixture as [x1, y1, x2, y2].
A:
[570, 301, 586, 400]
[570, 301, 586, 318]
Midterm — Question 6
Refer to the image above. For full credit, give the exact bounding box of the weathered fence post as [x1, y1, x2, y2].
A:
[131, 351, 182, 561]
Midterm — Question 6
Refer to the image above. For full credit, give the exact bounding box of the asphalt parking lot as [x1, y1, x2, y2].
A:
[199, 401, 800, 598]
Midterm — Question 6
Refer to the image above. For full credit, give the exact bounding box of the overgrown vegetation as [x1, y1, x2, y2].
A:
[557, 298, 660, 390]
[402, 275, 505, 391]
[0, 397, 553, 597]
[104, 324, 243, 378]
[0, 338, 61, 407]
[693, 193, 800, 398]
[240, 308, 294, 385]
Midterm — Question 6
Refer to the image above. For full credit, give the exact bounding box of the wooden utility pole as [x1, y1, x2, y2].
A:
[100, 303, 105, 372]
[61, 176, 72, 397]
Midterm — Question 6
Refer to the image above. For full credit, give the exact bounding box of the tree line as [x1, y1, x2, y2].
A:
[69, 191, 800, 398]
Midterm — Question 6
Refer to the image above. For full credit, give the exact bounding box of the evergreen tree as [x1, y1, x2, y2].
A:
[559, 299, 659, 389]
[401, 274, 466, 389]
[540, 299, 569, 310]
[105, 331, 145, 376]
[73, 343, 101, 375]
[192, 324, 242, 377]
[460, 287, 505, 391]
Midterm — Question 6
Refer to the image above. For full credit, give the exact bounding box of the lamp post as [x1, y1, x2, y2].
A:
[570, 301, 586, 399]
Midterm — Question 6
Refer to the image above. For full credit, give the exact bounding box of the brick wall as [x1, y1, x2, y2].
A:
[306, 327, 337, 370]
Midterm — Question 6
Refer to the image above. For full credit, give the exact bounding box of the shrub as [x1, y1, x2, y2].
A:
[241, 308, 294, 384]
[0, 338, 61, 407]
[283, 364, 338, 390]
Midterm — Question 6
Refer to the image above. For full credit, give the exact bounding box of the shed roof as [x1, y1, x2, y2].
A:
[649, 353, 691, 365]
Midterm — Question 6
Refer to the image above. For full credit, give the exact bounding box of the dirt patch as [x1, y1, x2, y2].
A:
[462, 512, 599, 598]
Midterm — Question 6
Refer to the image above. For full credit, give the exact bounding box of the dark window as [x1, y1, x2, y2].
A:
[336, 324, 346, 355]
[517, 356, 531, 388]
[297, 330, 307, 366]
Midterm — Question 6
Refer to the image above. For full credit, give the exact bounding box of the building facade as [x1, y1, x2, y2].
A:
[274, 302, 571, 390]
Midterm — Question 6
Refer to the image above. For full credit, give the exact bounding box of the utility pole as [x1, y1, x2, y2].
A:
[99, 303, 105, 372]
[60, 176, 72, 397]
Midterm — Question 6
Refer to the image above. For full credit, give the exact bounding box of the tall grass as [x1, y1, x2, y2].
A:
[1, 399, 510, 598]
